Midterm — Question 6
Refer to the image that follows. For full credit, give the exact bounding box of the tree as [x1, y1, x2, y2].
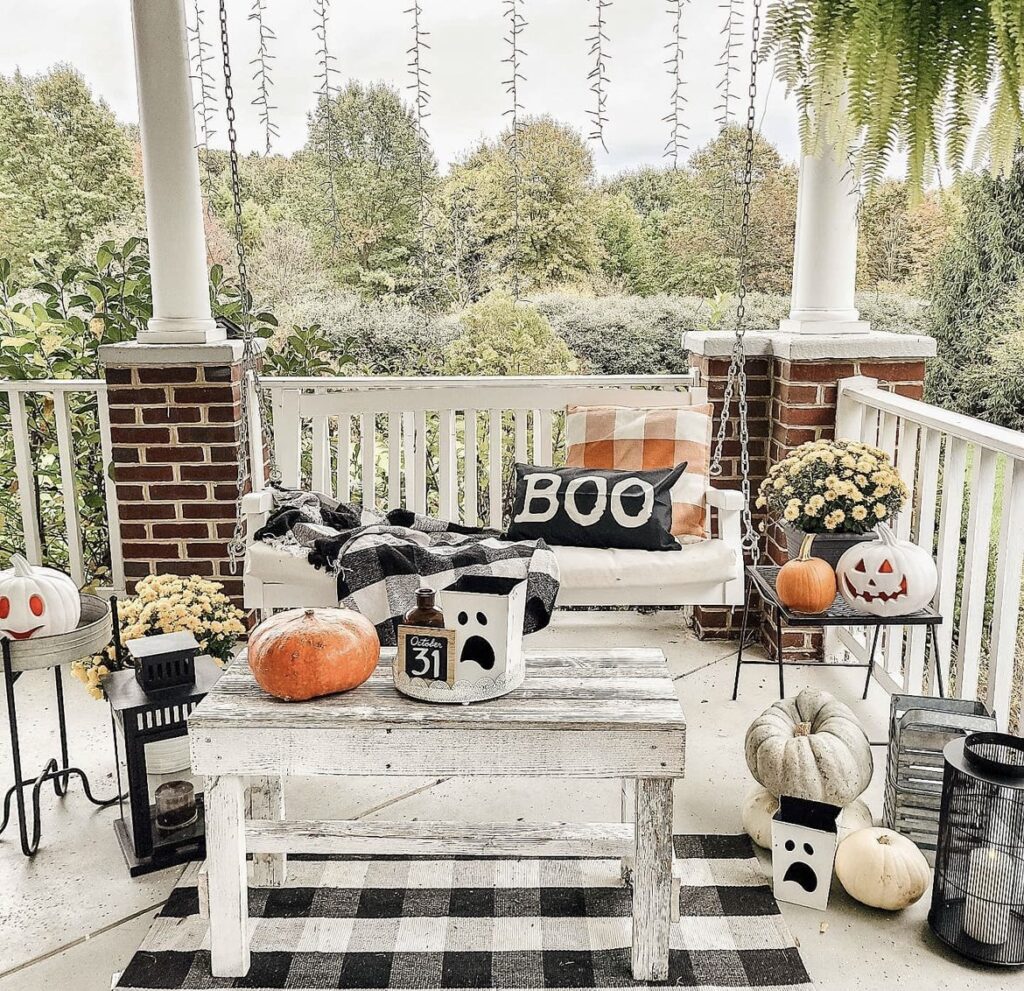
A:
[925, 160, 1024, 429]
[591, 192, 658, 295]
[0, 67, 140, 272]
[437, 117, 600, 298]
[290, 81, 435, 298]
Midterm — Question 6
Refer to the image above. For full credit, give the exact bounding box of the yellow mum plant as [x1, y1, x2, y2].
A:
[756, 439, 908, 536]
[71, 574, 245, 699]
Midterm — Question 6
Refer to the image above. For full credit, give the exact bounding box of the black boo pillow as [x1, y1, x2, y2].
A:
[505, 463, 686, 552]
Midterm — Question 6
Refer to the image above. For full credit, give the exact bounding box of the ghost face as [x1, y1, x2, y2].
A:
[455, 609, 496, 670]
[781, 838, 819, 893]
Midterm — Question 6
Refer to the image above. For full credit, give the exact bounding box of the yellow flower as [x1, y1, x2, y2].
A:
[783, 504, 800, 522]
[852, 505, 868, 521]
[874, 503, 888, 518]
[808, 494, 825, 510]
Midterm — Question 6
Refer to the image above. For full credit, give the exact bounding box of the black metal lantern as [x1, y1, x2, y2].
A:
[105, 655, 222, 876]
[930, 733, 1024, 965]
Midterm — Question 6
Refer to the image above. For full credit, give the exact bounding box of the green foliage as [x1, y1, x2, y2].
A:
[925, 158, 1024, 429]
[443, 293, 579, 376]
[260, 324, 356, 377]
[0, 66, 141, 273]
[436, 117, 600, 299]
[764, 0, 1024, 192]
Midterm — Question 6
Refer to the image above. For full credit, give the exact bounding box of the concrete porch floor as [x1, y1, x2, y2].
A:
[0, 611, 1010, 991]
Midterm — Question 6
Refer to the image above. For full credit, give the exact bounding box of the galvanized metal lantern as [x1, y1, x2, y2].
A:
[930, 733, 1024, 965]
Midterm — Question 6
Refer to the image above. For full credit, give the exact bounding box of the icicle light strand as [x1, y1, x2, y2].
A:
[502, 0, 527, 301]
[662, 0, 689, 168]
[188, 0, 218, 212]
[313, 0, 343, 254]
[249, 0, 278, 154]
[586, 0, 611, 153]
[716, 0, 744, 129]
[406, 0, 433, 267]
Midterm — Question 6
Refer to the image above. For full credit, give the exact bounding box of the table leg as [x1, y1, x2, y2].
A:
[930, 625, 946, 698]
[248, 775, 286, 887]
[206, 774, 250, 978]
[732, 581, 753, 701]
[632, 778, 673, 982]
[774, 605, 785, 699]
[862, 627, 881, 700]
[620, 778, 636, 881]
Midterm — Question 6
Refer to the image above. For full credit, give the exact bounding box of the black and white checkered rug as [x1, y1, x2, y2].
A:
[114, 835, 813, 990]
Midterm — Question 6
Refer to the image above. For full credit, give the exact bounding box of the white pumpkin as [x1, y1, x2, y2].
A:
[742, 784, 873, 849]
[745, 688, 873, 807]
[835, 827, 931, 910]
[0, 554, 80, 640]
[836, 523, 937, 617]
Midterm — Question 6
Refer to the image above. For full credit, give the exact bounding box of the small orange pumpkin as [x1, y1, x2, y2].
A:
[776, 534, 837, 614]
[248, 607, 380, 701]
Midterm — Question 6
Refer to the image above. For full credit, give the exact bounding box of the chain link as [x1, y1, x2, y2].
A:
[708, 0, 761, 564]
[219, 0, 279, 571]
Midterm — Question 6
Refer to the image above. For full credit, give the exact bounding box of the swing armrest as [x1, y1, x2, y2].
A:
[242, 490, 273, 544]
[705, 486, 744, 512]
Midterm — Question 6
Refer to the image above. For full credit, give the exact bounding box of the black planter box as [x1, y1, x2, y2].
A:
[126, 631, 199, 694]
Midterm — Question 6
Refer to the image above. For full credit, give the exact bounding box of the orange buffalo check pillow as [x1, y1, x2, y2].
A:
[565, 403, 713, 539]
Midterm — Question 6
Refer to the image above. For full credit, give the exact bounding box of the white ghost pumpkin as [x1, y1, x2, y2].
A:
[836, 524, 937, 617]
[0, 554, 81, 640]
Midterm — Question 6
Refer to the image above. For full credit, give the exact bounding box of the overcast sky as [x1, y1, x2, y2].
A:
[3, 0, 801, 175]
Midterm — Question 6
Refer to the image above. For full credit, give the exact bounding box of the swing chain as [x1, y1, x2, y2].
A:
[708, 0, 761, 564]
[218, 0, 279, 571]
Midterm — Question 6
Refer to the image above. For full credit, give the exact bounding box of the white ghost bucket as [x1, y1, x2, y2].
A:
[771, 796, 842, 911]
[433, 574, 528, 703]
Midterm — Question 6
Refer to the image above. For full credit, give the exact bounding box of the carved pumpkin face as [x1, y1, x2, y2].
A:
[836, 525, 937, 617]
[0, 555, 81, 640]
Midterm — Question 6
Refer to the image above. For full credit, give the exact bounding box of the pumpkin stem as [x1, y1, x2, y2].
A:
[798, 533, 816, 561]
[10, 554, 33, 578]
[876, 833, 892, 845]
[793, 721, 812, 737]
[303, 608, 316, 618]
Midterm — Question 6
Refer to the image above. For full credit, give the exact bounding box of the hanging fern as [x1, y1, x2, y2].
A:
[249, 0, 278, 154]
[763, 0, 1024, 194]
[587, 0, 611, 153]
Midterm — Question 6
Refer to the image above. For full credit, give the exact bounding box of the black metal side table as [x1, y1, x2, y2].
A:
[732, 565, 945, 701]
[1, 594, 120, 856]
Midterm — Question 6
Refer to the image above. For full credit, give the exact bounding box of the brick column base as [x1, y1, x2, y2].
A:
[685, 331, 935, 660]
[100, 341, 249, 610]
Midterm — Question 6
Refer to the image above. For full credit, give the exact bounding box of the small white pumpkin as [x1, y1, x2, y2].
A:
[835, 827, 931, 910]
[745, 688, 873, 807]
[741, 784, 873, 849]
[0, 554, 80, 641]
[836, 523, 937, 617]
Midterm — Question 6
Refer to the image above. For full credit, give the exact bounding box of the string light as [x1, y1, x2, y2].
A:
[663, 0, 689, 169]
[407, 0, 433, 285]
[586, 0, 611, 153]
[716, 0, 744, 129]
[502, 0, 527, 301]
[187, 0, 218, 213]
[313, 0, 343, 255]
[249, 0, 278, 154]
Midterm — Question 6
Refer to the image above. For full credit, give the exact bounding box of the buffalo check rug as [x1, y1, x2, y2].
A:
[114, 835, 814, 990]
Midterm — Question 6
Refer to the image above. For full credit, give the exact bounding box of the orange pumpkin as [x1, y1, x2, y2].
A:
[776, 534, 837, 614]
[248, 607, 380, 701]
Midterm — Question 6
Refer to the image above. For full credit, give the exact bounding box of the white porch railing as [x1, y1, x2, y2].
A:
[836, 376, 1024, 731]
[260, 374, 706, 530]
[0, 379, 124, 594]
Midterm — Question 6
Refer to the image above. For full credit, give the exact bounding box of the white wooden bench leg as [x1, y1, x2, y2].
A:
[632, 777, 673, 982]
[248, 775, 286, 887]
[206, 775, 250, 978]
[620, 778, 636, 881]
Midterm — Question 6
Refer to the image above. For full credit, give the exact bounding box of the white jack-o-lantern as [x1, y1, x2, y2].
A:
[836, 524, 937, 617]
[0, 554, 81, 641]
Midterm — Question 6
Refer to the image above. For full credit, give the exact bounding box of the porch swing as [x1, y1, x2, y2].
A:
[217, 0, 762, 616]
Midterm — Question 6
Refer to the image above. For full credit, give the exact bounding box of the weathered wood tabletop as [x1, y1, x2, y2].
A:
[190, 647, 687, 779]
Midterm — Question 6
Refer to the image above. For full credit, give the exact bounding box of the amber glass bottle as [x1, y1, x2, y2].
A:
[403, 587, 445, 628]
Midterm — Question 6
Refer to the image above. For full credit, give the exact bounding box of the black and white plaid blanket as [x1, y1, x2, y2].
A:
[254, 488, 560, 645]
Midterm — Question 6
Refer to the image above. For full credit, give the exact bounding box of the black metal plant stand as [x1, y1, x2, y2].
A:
[732, 565, 945, 702]
[1, 598, 120, 856]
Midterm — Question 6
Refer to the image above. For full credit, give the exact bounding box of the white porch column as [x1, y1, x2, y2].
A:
[780, 148, 869, 336]
[130, 0, 222, 344]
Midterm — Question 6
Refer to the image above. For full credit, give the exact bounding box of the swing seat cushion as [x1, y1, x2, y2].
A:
[245, 534, 739, 607]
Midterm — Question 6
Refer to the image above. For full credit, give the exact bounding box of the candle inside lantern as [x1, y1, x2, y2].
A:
[155, 780, 197, 833]
[963, 847, 1013, 944]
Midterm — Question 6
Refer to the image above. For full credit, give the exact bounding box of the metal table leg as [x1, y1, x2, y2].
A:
[929, 625, 946, 698]
[774, 604, 786, 699]
[1, 640, 120, 857]
[862, 627, 882, 700]
[731, 580, 755, 701]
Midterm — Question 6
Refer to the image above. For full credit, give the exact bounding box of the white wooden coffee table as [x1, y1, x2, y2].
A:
[189, 647, 686, 981]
